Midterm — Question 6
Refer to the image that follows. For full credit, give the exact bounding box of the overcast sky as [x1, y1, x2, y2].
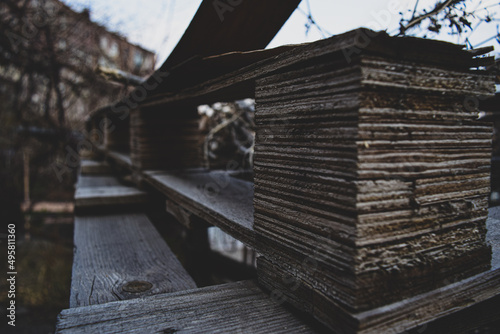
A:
[62, 0, 500, 68]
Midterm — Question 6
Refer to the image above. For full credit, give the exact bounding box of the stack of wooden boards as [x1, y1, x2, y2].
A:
[253, 29, 495, 331]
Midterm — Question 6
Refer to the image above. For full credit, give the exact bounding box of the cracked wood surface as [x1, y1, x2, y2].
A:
[59, 280, 322, 333]
[70, 213, 196, 307]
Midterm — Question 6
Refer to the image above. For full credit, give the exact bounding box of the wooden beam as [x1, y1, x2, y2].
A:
[58, 280, 321, 333]
[70, 213, 196, 308]
[143, 170, 255, 248]
[80, 160, 111, 175]
[160, 0, 301, 70]
[74, 186, 149, 210]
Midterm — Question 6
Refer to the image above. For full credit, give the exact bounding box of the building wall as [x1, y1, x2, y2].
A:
[0, 0, 156, 129]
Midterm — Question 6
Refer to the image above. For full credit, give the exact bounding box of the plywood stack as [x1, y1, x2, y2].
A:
[130, 107, 205, 170]
[253, 30, 495, 332]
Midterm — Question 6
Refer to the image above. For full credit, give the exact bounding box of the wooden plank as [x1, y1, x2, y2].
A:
[159, 0, 301, 70]
[74, 186, 149, 209]
[80, 160, 111, 175]
[487, 206, 500, 269]
[76, 175, 122, 188]
[148, 46, 299, 98]
[139, 29, 494, 109]
[110, 0, 301, 119]
[107, 150, 133, 170]
[405, 294, 500, 334]
[143, 169, 255, 248]
[356, 271, 500, 332]
[70, 213, 196, 308]
[58, 280, 321, 333]
[259, 207, 500, 333]
[166, 199, 209, 230]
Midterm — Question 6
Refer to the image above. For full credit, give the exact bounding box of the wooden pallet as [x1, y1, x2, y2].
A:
[82, 25, 500, 333]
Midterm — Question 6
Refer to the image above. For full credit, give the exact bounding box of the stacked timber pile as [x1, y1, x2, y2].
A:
[253, 29, 495, 330]
[130, 108, 204, 170]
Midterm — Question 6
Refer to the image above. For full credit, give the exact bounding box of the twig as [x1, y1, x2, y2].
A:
[399, 0, 456, 35]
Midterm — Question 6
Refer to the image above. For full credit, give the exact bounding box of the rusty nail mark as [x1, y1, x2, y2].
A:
[122, 280, 153, 293]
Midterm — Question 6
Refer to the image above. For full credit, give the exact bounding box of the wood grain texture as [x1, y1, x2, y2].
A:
[74, 186, 149, 209]
[144, 169, 255, 248]
[78, 29, 499, 333]
[487, 206, 500, 269]
[258, 209, 500, 334]
[76, 175, 122, 188]
[139, 29, 494, 109]
[252, 31, 494, 332]
[70, 213, 196, 308]
[59, 280, 321, 333]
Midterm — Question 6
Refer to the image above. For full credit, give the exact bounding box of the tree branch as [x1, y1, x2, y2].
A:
[399, 0, 458, 35]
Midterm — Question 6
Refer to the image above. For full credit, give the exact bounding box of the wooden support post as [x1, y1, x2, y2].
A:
[253, 31, 495, 332]
[130, 107, 204, 171]
[104, 111, 130, 153]
[182, 227, 212, 286]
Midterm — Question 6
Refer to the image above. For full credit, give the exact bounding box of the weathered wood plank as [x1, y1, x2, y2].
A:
[166, 199, 209, 230]
[70, 213, 196, 308]
[75, 175, 122, 188]
[74, 186, 149, 209]
[80, 160, 112, 175]
[59, 280, 321, 333]
[487, 206, 500, 269]
[356, 264, 500, 333]
[139, 29, 494, 109]
[107, 150, 133, 170]
[257, 205, 500, 334]
[159, 0, 301, 69]
[143, 169, 255, 248]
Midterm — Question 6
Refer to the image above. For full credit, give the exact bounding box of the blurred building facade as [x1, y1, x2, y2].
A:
[0, 0, 156, 211]
[0, 0, 155, 129]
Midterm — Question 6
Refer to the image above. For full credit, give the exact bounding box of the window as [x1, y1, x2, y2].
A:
[109, 41, 119, 58]
[98, 56, 116, 69]
[99, 36, 108, 50]
[133, 51, 143, 69]
[143, 55, 153, 70]
[57, 39, 67, 50]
